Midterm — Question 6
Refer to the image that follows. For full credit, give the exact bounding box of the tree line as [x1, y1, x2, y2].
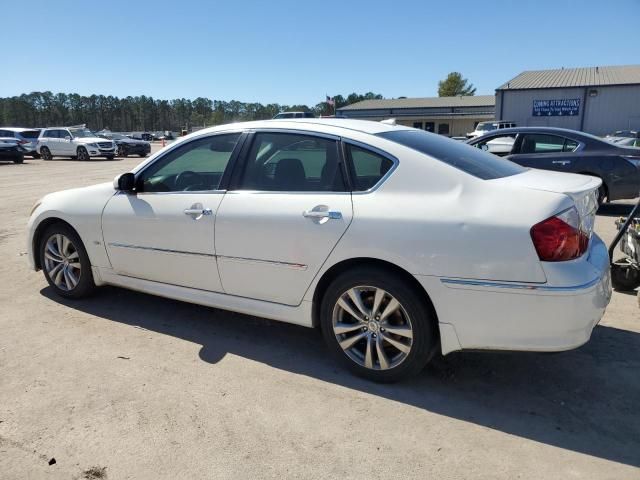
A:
[0, 91, 383, 132]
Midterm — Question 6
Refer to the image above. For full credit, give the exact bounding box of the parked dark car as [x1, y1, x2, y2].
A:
[98, 132, 151, 157]
[0, 138, 27, 163]
[466, 127, 640, 203]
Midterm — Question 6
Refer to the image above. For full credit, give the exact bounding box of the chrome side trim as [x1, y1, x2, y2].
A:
[440, 276, 602, 292]
[218, 255, 308, 271]
[107, 243, 308, 270]
[108, 242, 215, 258]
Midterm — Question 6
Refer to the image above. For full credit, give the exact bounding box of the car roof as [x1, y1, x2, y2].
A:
[0, 127, 40, 132]
[195, 118, 413, 136]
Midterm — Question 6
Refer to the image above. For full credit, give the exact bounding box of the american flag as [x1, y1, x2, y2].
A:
[325, 95, 335, 106]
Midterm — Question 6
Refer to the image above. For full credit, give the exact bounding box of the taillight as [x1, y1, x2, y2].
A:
[530, 207, 589, 261]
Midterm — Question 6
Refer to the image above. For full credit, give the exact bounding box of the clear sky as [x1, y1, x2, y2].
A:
[2, 0, 638, 105]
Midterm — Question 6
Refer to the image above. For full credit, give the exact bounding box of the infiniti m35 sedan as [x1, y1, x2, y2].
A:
[28, 119, 611, 382]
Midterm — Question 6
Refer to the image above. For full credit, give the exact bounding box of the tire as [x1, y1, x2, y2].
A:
[320, 267, 438, 382]
[40, 147, 52, 160]
[31, 153, 41, 159]
[13, 154, 24, 164]
[39, 223, 96, 299]
[611, 259, 640, 292]
[597, 183, 608, 206]
[106, 155, 114, 160]
[139, 153, 148, 157]
[77, 146, 90, 161]
[117, 145, 126, 157]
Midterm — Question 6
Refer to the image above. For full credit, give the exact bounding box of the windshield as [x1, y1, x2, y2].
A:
[110, 133, 130, 140]
[377, 129, 525, 180]
[69, 128, 96, 138]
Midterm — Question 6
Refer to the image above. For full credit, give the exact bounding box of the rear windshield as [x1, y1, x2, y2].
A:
[20, 130, 40, 139]
[377, 129, 525, 180]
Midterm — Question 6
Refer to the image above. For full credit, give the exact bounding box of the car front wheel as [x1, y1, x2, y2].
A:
[320, 267, 438, 382]
[39, 223, 96, 298]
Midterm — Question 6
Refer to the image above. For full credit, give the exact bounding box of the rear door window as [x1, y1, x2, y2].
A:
[345, 144, 394, 191]
[519, 134, 575, 154]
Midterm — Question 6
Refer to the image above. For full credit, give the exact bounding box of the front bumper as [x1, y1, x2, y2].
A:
[87, 147, 116, 157]
[418, 235, 612, 355]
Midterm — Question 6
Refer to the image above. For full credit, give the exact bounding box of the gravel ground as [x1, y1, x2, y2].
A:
[0, 147, 638, 479]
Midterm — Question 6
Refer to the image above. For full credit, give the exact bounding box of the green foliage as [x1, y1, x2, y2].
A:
[0, 91, 383, 131]
[437, 72, 476, 97]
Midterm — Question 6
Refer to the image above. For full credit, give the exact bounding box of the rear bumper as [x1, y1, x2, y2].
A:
[418, 235, 612, 354]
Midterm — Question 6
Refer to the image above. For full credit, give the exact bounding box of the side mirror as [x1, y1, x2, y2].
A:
[113, 172, 136, 192]
[480, 144, 489, 151]
[65, 135, 71, 141]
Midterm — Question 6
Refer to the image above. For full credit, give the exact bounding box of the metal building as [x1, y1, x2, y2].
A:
[337, 95, 495, 137]
[496, 65, 640, 136]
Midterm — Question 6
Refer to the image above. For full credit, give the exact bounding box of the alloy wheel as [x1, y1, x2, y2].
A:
[44, 233, 81, 291]
[332, 286, 413, 370]
[41, 147, 51, 160]
[78, 148, 89, 161]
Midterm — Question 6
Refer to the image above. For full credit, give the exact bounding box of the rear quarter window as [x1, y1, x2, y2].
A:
[20, 130, 40, 139]
[378, 130, 525, 180]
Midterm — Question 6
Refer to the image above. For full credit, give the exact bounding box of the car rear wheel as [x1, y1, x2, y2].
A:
[611, 259, 640, 291]
[320, 267, 438, 382]
[40, 147, 52, 160]
[39, 223, 96, 298]
[77, 146, 89, 161]
[13, 154, 24, 164]
[139, 153, 148, 157]
[117, 145, 126, 157]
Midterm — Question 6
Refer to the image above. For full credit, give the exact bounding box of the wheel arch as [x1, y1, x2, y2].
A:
[311, 257, 440, 336]
[32, 217, 80, 270]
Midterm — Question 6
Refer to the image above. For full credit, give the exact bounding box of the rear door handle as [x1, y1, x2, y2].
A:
[303, 210, 342, 219]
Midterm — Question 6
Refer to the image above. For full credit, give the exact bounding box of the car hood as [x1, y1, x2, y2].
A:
[76, 137, 112, 144]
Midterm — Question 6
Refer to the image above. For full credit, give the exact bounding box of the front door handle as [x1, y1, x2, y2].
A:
[303, 210, 342, 220]
[184, 203, 212, 219]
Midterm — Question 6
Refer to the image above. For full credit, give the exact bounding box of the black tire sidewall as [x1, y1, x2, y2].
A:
[39, 223, 96, 299]
[320, 267, 437, 382]
[77, 147, 88, 161]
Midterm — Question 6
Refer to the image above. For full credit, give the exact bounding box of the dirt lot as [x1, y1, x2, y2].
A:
[0, 147, 638, 479]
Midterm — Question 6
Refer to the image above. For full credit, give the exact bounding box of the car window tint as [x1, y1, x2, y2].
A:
[238, 132, 345, 192]
[378, 130, 525, 180]
[520, 134, 566, 154]
[139, 133, 241, 192]
[346, 144, 394, 191]
[21, 130, 40, 139]
[563, 138, 579, 152]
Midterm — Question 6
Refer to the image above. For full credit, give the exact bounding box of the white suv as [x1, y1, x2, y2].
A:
[466, 121, 517, 139]
[37, 127, 116, 160]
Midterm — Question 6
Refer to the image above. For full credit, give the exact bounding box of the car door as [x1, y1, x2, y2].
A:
[214, 130, 353, 305]
[101, 132, 244, 292]
[44, 129, 61, 154]
[507, 133, 580, 174]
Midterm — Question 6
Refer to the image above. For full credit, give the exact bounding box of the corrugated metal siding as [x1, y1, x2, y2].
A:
[497, 65, 640, 90]
[583, 85, 640, 135]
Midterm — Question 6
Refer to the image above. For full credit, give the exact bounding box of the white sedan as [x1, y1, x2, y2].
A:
[28, 119, 611, 382]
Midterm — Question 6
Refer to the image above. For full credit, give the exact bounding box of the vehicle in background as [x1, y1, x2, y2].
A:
[273, 111, 315, 119]
[466, 121, 516, 139]
[612, 137, 640, 148]
[28, 118, 610, 382]
[0, 138, 27, 163]
[37, 127, 116, 161]
[152, 131, 175, 141]
[467, 126, 640, 204]
[605, 130, 639, 140]
[98, 132, 151, 157]
[0, 128, 42, 157]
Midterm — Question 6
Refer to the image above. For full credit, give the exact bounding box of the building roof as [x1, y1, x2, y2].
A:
[338, 95, 495, 111]
[497, 64, 640, 90]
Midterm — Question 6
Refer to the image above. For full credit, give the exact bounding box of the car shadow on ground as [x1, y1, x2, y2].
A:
[41, 286, 640, 468]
